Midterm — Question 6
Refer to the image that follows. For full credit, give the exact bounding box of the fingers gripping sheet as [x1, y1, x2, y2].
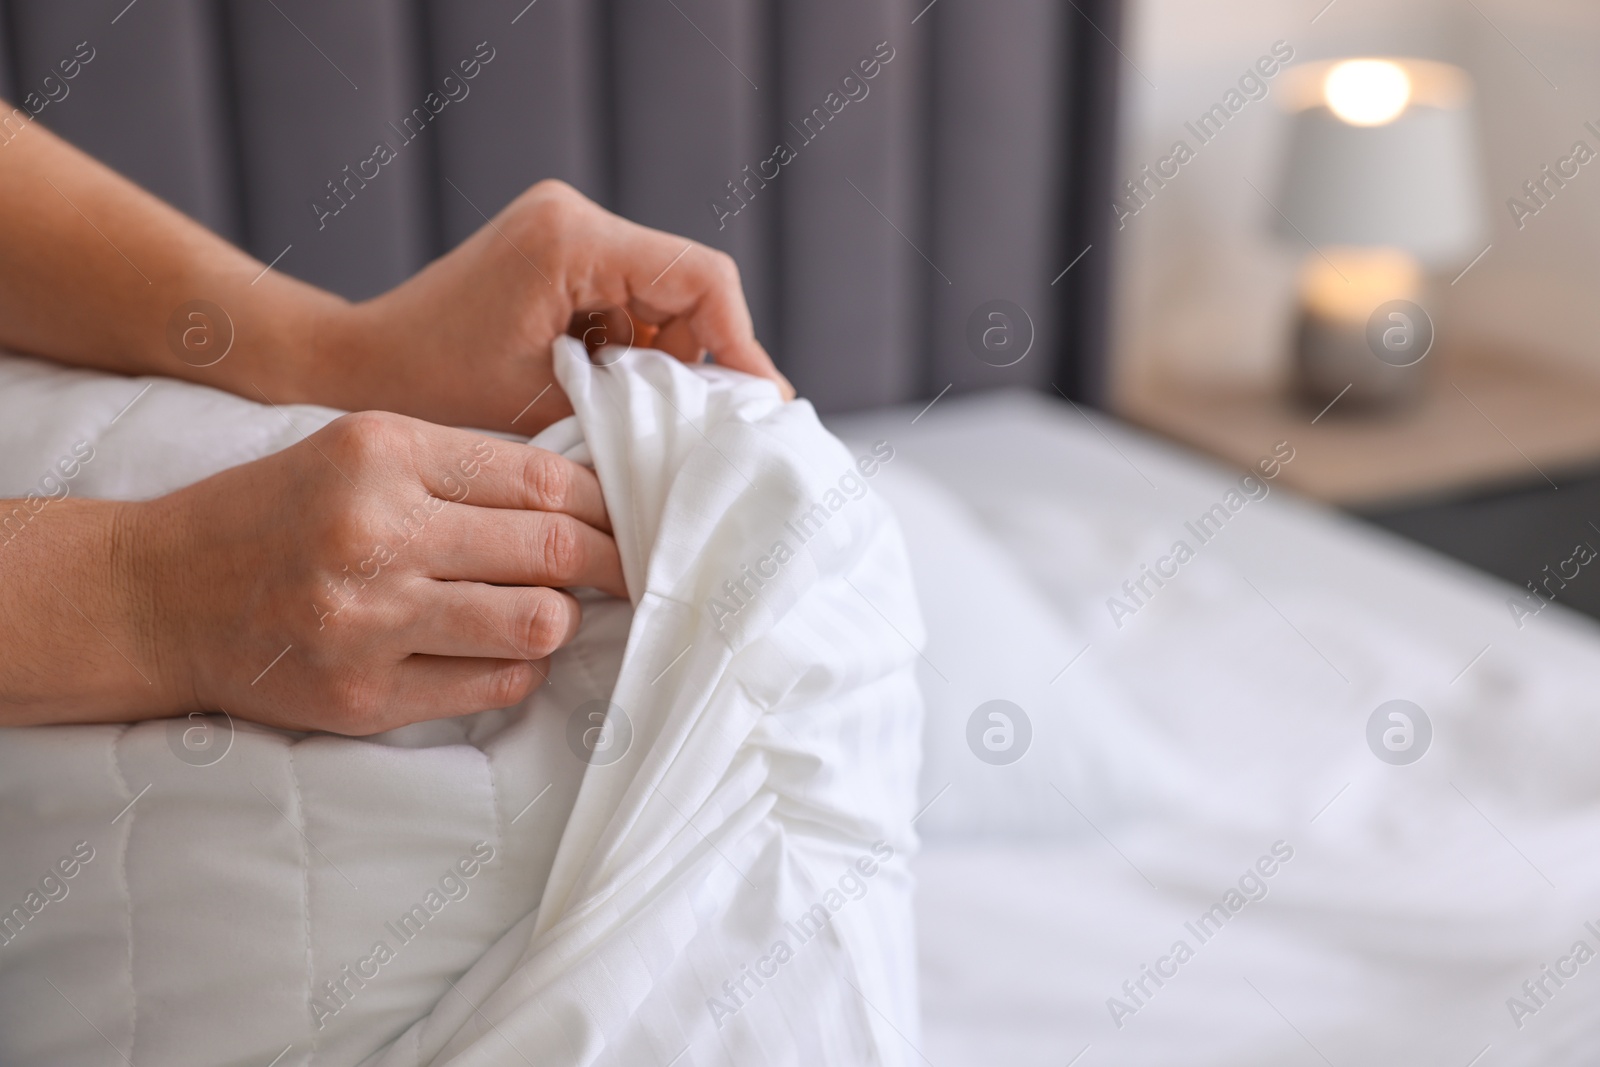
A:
[378, 341, 925, 1066]
[0, 339, 923, 1067]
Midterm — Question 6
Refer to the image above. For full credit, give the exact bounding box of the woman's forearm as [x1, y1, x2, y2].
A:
[0, 101, 348, 405]
[0, 496, 183, 725]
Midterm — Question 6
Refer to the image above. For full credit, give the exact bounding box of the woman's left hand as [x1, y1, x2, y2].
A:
[0, 119, 786, 432]
[316, 179, 792, 434]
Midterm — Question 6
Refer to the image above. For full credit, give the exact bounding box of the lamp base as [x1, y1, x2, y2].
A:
[1294, 306, 1424, 412]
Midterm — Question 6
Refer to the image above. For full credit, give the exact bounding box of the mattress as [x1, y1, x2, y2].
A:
[832, 390, 1600, 1067]
[0, 344, 924, 1067]
[5, 349, 1597, 1065]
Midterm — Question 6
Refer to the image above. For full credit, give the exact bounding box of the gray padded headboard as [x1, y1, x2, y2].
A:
[0, 0, 1120, 412]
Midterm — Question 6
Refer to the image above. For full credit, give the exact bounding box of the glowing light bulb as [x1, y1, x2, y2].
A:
[1323, 59, 1411, 126]
[1299, 247, 1421, 325]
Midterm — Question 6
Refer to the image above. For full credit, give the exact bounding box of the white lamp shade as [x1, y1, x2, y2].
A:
[1276, 96, 1487, 267]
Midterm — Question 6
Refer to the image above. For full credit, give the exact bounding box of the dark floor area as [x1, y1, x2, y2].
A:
[1360, 467, 1600, 623]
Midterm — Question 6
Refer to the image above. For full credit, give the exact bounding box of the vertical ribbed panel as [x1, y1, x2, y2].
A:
[223, 0, 431, 300]
[777, 0, 922, 411]
[1058, 0, 1122, 404]
[426, 0, 605, 250]
[0, 1, 17, 102]
[8, 0, 239, 242]
[925, 0, 1065, 395]
[609, 0, 775, 349]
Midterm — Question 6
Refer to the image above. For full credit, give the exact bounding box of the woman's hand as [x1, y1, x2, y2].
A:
[0, 118, 785, 434]
[315, 180, 792, 434]
[117, 411, 624, 735]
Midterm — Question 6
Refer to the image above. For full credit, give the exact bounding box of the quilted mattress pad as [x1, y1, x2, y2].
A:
[0, 338, 924, 1067]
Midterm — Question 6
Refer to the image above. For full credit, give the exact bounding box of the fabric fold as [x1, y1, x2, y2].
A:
[0, 341, 923, 1067]
[381, 338, 924, 1066]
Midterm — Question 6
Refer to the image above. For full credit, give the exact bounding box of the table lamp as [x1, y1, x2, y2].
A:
[1275, 57, 1486, 409]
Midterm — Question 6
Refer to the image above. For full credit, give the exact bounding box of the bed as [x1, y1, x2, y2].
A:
[832, 390, 1600, 1067]
[5, 353, 1600, 1064]
[18, 2, 1580, 1060]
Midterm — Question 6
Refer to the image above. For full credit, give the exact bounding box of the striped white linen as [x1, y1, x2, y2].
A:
[0, 338, 923, 1066]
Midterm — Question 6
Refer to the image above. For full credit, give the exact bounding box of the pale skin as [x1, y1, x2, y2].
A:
[0, 108, 791, 733]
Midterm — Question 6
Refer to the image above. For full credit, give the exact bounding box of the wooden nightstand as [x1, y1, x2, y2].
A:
[1118, 351, 1600, 622]
[1116, 352, 1600, 509]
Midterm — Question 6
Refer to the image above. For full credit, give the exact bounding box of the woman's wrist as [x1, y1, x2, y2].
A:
[0, 497, 193, 724]
[291, 291, 387, 415]
[176, 270, 359, 413]
[108, 494, 202, 717]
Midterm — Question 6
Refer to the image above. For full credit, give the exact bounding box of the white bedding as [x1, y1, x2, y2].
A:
[7, 342, 1600, 1066]
[0, 341, 924, 1067]
[834, 391, 1600, 1067]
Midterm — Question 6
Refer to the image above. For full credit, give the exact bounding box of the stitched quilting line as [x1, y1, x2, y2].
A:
[287, 748, 318, 1061]
[107, 724, 137, 1066]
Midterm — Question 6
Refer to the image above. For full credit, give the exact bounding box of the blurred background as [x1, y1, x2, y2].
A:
[1108, 0, 1600, 620]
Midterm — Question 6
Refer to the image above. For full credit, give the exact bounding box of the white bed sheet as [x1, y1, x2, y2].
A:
[0, 346, 925, 1067]
[5, 349, 1596, 1064]
[832, 390, 1600, 1067]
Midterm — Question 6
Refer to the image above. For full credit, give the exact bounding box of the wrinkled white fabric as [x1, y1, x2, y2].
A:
[835, 390, 1600, 1067]
[0, 338, 923, 1067]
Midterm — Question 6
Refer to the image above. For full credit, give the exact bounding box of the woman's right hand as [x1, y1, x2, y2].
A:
[126, 410, 624, 735]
